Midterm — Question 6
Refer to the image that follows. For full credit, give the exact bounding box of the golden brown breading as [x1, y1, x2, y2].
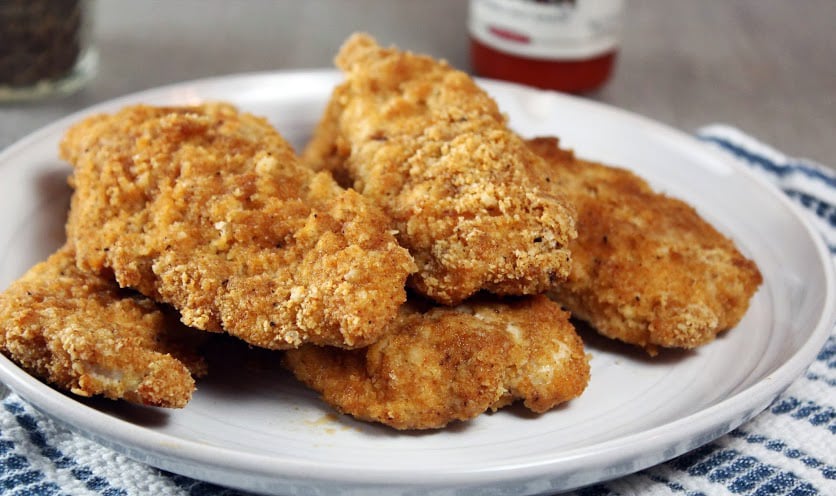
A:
[0, 246, 206, 408]
[61, 103, 415, 350]
[303, 34, 576, 305]
[283, 295, 589, 430]
[527, 137, 763, 355]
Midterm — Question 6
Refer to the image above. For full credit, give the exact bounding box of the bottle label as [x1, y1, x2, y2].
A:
[468, 0, 624, 60]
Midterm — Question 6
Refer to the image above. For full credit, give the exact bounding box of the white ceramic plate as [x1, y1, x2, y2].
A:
[0, 71, 833, 496]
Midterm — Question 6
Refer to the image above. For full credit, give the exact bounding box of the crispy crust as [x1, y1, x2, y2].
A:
[0, 246, 205, 408]
[303, 34, 576, 305]
[62, 103, 415, 349]
[528, 137, 763, 354]
[283, 295, 589, 430]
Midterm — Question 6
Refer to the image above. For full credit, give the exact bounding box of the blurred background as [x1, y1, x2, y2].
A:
[1, 0, 834, 167]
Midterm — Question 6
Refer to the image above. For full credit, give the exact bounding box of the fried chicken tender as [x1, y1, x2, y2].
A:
[0, 246, 206, 408]
[61, 103, 415, 350]
[303, 34, 577, 305]
[283, 295, 589, 430]
[527, 137, 763, 355]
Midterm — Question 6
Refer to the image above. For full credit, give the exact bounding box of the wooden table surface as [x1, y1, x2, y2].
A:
[1, 0, 834, 167]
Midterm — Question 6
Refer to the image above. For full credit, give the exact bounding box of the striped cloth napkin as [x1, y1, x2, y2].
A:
[0, 126, 833, 496]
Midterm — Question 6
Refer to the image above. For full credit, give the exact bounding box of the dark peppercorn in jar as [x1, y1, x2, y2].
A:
[0, 0, 97, 101]
[469, 0, 624, 93]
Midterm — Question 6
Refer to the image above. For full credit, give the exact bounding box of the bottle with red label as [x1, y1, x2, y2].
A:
[469, 0, 624, 93]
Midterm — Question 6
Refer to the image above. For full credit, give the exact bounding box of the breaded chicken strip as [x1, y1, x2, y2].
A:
[0, 246, 206, 408]
[62, 103, 415, 350]
[527, 137, 763, 355]
[284, 295, 589, 430]
[303, 34, 576, 305]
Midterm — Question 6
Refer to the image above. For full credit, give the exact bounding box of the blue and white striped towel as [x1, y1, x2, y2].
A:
[0, 126, 833, 496]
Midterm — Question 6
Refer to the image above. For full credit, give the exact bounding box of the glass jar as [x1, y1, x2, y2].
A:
[0, 0, 98, 101]
[469, 0, 624, 93]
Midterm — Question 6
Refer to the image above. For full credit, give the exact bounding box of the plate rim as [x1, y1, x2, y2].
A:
[0, 69, 833, 492]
